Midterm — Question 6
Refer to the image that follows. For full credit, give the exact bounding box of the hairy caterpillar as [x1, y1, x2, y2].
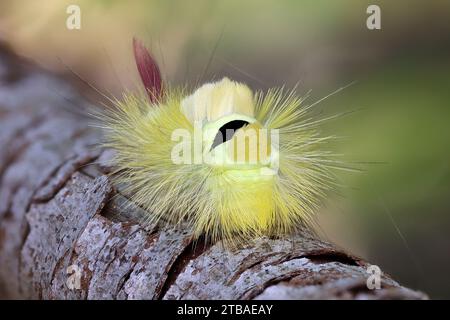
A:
[99, 38, 338, 244]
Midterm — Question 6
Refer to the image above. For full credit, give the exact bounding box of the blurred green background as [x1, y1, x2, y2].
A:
[1, 0, 449, 298]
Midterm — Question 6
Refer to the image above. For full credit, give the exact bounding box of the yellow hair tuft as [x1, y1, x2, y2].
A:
[100, 78, 336, 245]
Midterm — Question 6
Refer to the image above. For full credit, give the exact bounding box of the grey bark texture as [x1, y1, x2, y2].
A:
[0, 44, 428, 300]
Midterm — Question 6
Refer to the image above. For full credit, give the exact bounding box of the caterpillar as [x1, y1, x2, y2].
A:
[99, 38, 338, 245]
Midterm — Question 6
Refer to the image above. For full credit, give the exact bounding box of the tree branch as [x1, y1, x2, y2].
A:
[0, 43, 427, 300]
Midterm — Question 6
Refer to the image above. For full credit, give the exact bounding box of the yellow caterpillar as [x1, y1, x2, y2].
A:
[100, 39, 337, 244]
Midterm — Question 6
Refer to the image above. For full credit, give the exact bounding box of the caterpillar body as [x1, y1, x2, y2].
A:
[100, 39, 337, 245]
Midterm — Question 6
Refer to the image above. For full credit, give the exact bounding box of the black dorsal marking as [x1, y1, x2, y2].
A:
[210, 120, 249, 150]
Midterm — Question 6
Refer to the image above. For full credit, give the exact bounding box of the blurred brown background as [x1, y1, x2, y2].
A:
[0, 0, 449, 298]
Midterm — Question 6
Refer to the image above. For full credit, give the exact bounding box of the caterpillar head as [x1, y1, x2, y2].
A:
[102, 39, 335, 244]
[181, 77, 279, 178]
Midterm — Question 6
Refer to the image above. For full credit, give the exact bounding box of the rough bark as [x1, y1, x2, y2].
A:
[0, 43, 427, 300]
